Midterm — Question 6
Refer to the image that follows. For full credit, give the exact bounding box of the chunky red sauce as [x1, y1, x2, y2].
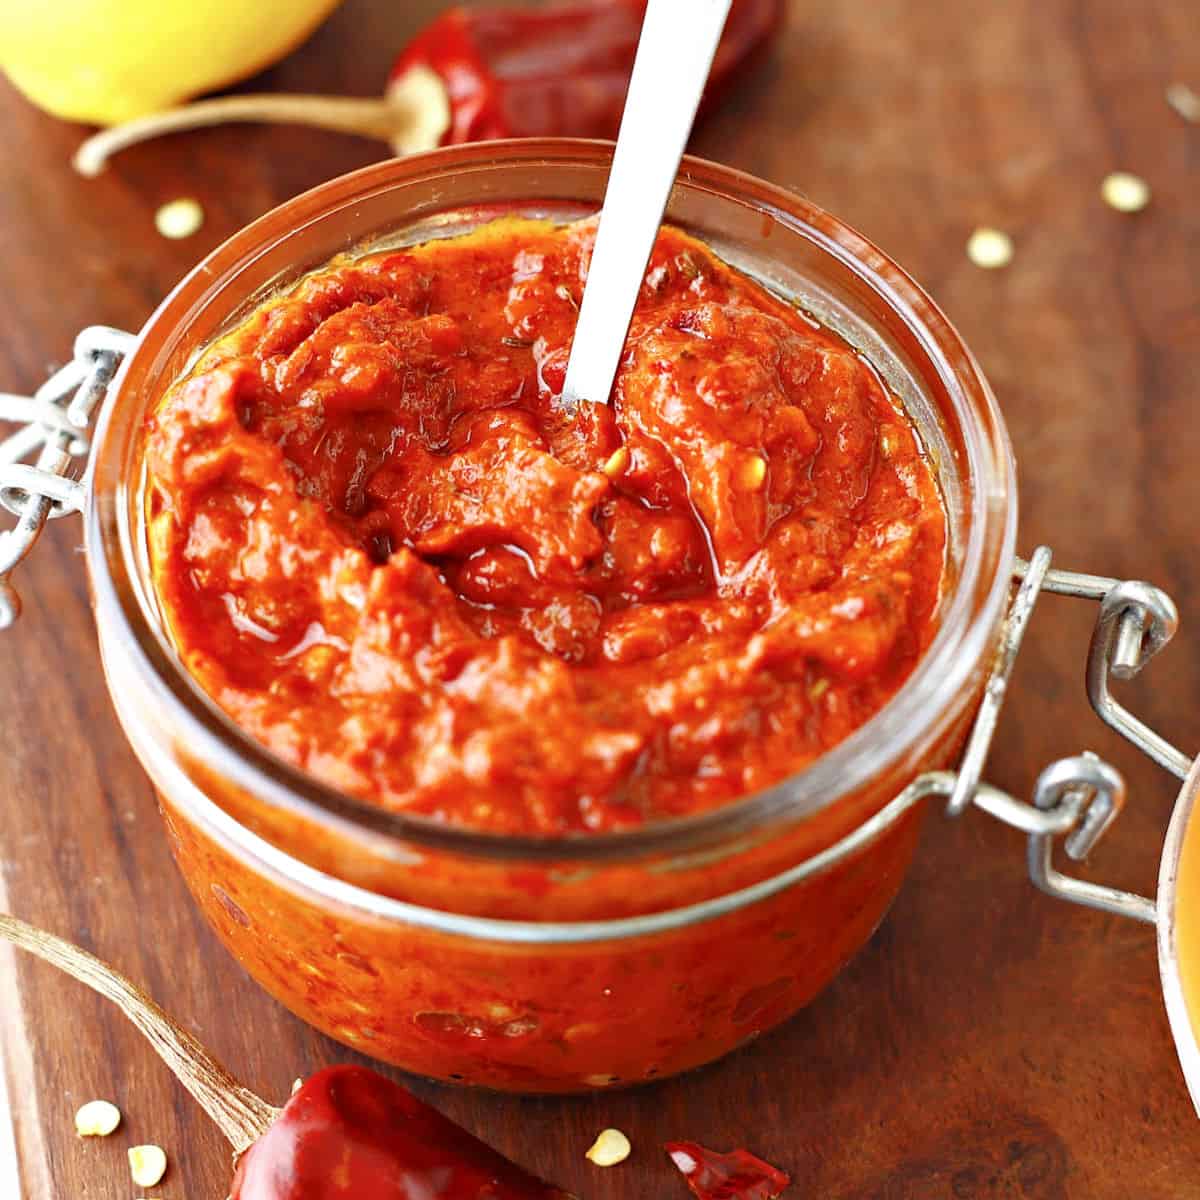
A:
[230, 1065, 571, 1199]
[147, 217, 945, 834]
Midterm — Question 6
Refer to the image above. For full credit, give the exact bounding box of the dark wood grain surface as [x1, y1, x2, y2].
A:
[2, 1, 1199, 1196]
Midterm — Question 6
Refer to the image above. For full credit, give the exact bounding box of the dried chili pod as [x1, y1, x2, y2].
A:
[73, 0, 783, 176]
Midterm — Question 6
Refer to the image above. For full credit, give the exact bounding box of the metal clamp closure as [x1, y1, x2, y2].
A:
[0, 326, 135, 628]
[943, 546, 1190, 925]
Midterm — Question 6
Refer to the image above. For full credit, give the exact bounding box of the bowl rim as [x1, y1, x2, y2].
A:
[85, 137, 1019, 867]
[1158, 756, 1200, 1114]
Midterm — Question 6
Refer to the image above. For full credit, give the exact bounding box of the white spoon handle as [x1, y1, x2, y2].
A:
[561, 0, 733, 407]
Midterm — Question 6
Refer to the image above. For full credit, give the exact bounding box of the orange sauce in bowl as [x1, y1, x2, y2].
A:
[1172, 807, 1200, 1050]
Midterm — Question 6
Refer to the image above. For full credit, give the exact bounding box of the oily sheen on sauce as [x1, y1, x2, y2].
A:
[145, 216, 946, 835]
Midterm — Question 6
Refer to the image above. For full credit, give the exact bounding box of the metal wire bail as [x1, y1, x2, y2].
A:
[943, 548, 1193, 925]
[0, 326, 135, 628]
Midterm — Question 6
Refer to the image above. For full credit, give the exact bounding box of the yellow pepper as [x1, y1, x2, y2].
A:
[0, 0, 346, 125]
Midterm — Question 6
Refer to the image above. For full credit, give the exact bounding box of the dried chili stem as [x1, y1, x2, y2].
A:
[0, 913, 278, 1154]
[72, 65, 450, 178]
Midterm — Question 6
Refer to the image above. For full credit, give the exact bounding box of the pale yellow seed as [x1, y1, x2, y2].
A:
[810, 677, 830, 700]
[740, 454, 767, 491]
[300, 645, 337, 676]
[1166, 82, 1200, 124]
[154, 198, 204, 240]
[291, 1077, 304, 1095]
[586, 1128, 632, 1167]
[966, 227, 1014, 270]
[564, 1021, 603, 1043]
[74, 1099, 121, 1137]
[1100, 171, 1151, 214]
[602, 446, 630, 479]
[128, 1145, 168, 1189]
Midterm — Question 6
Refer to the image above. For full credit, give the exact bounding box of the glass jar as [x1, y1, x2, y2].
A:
[80, 140, 1017, 1093]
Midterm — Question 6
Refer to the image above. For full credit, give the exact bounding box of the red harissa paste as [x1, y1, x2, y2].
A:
[146, 216, 945, 833]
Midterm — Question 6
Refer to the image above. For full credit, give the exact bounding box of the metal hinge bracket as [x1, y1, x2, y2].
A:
[944, 546, 1189, 924]
[0, 326, 135, 628]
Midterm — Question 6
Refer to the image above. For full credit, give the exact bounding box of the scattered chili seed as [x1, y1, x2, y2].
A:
[1166, 82, 1200, 123]
[878, 429, 901, 459]
[740, 455, 767, 491]
[586, 1128, 632, 1166]
[809, 677, 830, 700]
[966, 227, 1014, 270]
[555, 284, 579, 310]
[291, 1077, 304, 1095]
[74, 1099, 121, 1137]
[1100, 171, 1151, 213]
[154, 198, 204, 240]
[602, 446, 630, 478]
[128, 1144, 168, 1189]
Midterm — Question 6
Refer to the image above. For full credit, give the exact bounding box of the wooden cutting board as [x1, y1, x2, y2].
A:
[2, 1, 1198, 1196]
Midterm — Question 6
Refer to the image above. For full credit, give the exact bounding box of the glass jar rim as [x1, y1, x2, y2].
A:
[85, 138, 1018, 867]
[1159, 757, 1200, 1112]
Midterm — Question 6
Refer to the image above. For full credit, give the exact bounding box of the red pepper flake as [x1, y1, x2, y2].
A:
[666, 1141, 791, 1199]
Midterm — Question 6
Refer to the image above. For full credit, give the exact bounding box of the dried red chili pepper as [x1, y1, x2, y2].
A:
[231, 1065, 575, 1200]
[389, 0, 783, 145]
[666, 1140, 791, 1200]
[74, 0, 784, 176]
